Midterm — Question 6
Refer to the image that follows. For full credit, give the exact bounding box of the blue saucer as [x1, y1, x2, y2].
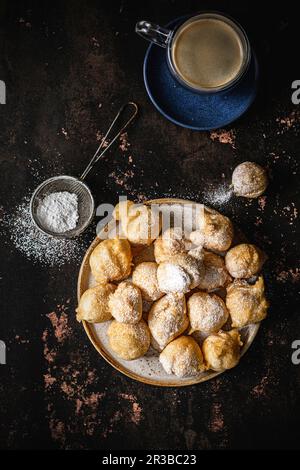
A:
[143, 17, 259, 131]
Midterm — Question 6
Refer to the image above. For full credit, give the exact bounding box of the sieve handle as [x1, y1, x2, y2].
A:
[80, 101, 138, 180]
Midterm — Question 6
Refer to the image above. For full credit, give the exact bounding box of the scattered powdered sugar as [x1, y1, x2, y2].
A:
[203, 183, 233, 207]
[2, 196, 86, 267]
[37, 191, 79, 233]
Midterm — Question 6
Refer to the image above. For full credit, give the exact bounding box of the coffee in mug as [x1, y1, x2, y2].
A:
[136, 13, 251, 93]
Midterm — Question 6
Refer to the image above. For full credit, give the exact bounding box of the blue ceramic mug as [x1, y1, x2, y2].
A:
[136, 12, 251, 94]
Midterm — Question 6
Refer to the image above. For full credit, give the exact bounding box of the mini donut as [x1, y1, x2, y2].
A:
[120, 203, 161, 246]
[107, 320, 150, 360]
[132, 262, 163, 301]
[159, 336, 206, 377]
[76, 283, 116, 323]
[174, 253, 204, 289]
[89, 238, 132, 283]
[202, 329, 242, 371]
[225, 243, 266, 279]
[196, 250, 232, 291]
[108, 281, 142, 324]
[232, 162, 268, 198]
[190, 209, 234, 252]
[157, 253, 204, 294]
[157, 261, 191, 294]
[226, 276, 269, 327]
[154, 227, 190, 263]
[187, 292, 229, 334]
[148, 293, 189, 351]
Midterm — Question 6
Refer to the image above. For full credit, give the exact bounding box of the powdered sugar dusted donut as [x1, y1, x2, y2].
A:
[159, 336, 206, 377]
[132, 262, 163, 301]
[108, 281, 142, 324]
[108, 320, 150, 360]
[226, 276, 269, 327]
[187, 292, 229, 334]
[148, 293, 189, 351]
[154, 227, 190, 263]
[232, 162, 268, 198]
[76, 283, 116, 323]
[225, 243, 266, 279]
[157, 261, 191, 294]
[196, 250, 232, 291]
[202, 329, 242, 371]
[157, 253, 204, 294]
[89, 238, 132, 283]
[121, 203, 161, 246]
[190, 209, 233, 252]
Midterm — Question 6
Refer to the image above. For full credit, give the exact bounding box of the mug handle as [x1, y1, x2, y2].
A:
[135, 20, 172, 48]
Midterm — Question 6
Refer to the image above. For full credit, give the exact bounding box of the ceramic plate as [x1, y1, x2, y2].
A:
[77, 198, 260, 386]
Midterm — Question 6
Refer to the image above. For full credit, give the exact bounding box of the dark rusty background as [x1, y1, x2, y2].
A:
[0, 0, 299, 450]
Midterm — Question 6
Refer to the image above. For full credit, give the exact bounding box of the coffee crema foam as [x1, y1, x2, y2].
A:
[171, 18, 244, 90]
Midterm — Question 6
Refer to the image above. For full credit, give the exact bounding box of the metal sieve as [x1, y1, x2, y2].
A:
[30, 102, 138, 239]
